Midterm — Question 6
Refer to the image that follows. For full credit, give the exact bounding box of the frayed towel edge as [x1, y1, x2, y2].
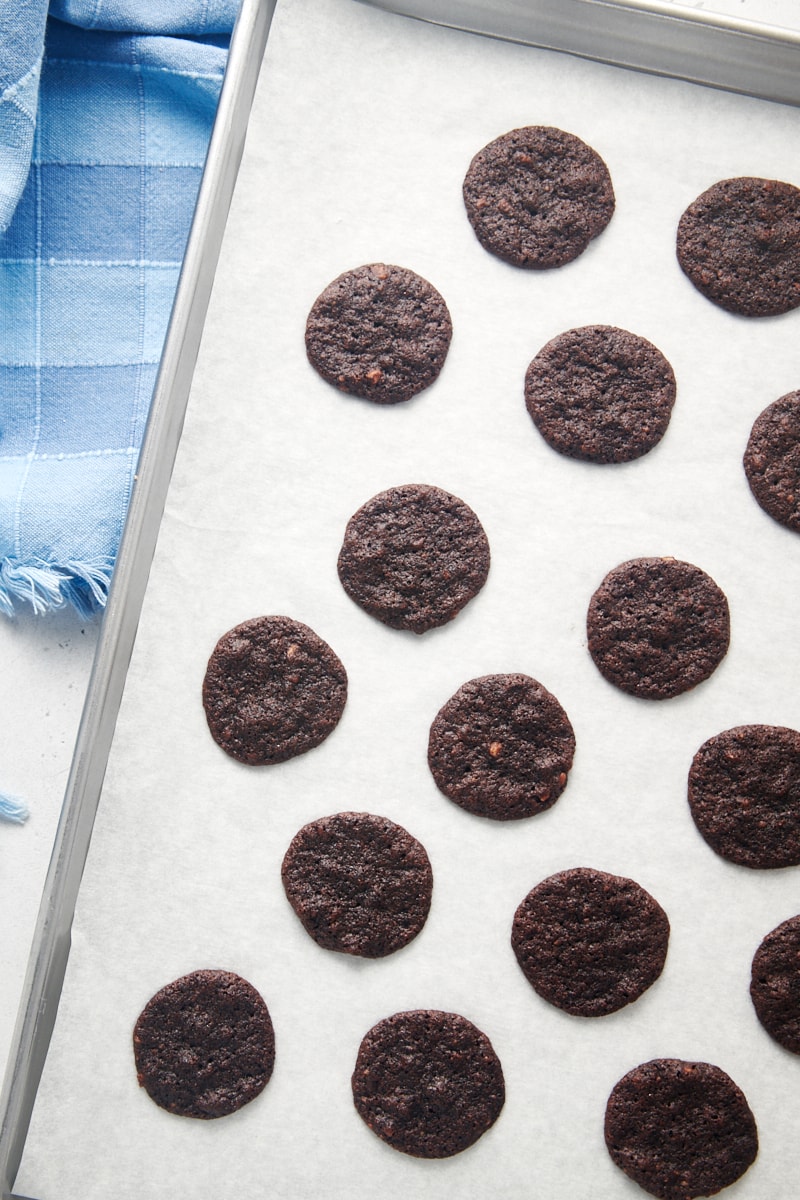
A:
[0, 792, 30, 824]
[0, 555, 114, 619]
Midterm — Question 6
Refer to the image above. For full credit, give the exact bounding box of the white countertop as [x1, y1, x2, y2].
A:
[0, 611, 98, 1077]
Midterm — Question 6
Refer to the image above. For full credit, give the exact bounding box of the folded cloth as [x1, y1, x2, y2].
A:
[0, 791, 29, 824]
[0, 0, 49, 234]
[0, 1, 238, 618]
[49, 0, 238, 34]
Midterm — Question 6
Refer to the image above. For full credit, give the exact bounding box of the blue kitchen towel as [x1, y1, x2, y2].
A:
[0, 790, 29, 823]
[0, 1, 49, 232]
[0, 0, 238, 619]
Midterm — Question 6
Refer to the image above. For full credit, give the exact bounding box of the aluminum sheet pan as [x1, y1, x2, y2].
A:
[361, 0, 800, 106]
[0, 0, 277, 1194]
[3, 0, 800, 1196]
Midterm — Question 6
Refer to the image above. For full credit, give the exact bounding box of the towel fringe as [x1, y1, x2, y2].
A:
[0, 556, 114, 619]
[0, 791, 29, 824]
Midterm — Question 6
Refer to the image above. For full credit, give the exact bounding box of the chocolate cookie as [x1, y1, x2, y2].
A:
[750, 914, 800, 1053]
[337, 483, 490, 634]
[305, 263, 452, 404]
[351, 1009, 505, 1157]
[676, 176, 800, 317]
[605, 1059, 758, 1200]
[427, 673, 575, 820]
[462, 125, 615, 269]
[281, 811, 433, 958]
[133, 969, 275, 1119]
[688, 724, 800, 869]
[511, 867, 669, 1017]
[743, 390, 800, 532]
[587, 557, 730, 700]
[202, 615, 347, 765]
[524, 325, 676, 463]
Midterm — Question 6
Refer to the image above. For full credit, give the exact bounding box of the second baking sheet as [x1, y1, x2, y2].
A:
[15, 0, 800, 1195]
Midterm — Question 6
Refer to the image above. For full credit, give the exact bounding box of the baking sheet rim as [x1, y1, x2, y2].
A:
[0, 1, 276, 1193]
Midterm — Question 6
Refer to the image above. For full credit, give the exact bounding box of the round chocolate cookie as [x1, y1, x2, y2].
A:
[676, 176, 800, 317]
[351, 1009, 505, 1157]
[744, 390, 800, 533]
[751, 914, 800, 1053]
[202, 615, 347, 765]
[281, 811, 433, 958]
[524, 325, 676, 463]
[337, 483, 490, 634]
[511, 867, 669, 1017]
[462, 125, 615, 269]
[587, 557, 730, 700]
[305, 263, 452, 404]
[688, 724, 800, 869]
[133, 969, 275, 1119]
[427, 673, 575, 820]
[605, 1058, 758, 1200]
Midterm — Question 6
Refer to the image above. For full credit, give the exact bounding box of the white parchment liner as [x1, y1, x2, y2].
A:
[16, 0, 800, 1195]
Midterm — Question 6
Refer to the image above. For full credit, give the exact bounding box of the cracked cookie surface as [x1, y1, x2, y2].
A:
[428, 673, 575, 820]
[352, 1009, 505, 1158]
[512, 867, 669, 1016]
[305, 263, 452, 404]
[587, 557, 730, 700]
[605, 1058, 758, 1199]
[282, 811, 432, 958]
[202, 615, 347, 764]
[688, 724, 800, 868]
[525, 325, 676, 463]
[337, 483, 490, 633]
[677, 176, 800, 316]
[133, 969, 275, 1119]
[463, 125, 614, 269]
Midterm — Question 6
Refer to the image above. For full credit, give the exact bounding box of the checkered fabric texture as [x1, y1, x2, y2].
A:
[0, 1, 237, 619]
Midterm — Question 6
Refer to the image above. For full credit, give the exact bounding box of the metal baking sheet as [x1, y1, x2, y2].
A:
[0, 0, 277, 1194]
[362, 0, 800, 106]
[3, 0, 800, 1196]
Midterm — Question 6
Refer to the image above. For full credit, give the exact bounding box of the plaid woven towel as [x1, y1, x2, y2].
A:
[0, 1, 49, 231]
[0, 0, 238, 622]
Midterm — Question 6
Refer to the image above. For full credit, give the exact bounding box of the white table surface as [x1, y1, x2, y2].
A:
[1, 0, 798, 1152]
[0, 612, 98, 1079]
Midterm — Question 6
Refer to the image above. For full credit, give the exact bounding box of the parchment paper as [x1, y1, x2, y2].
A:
[15, 0, 800, 1195]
